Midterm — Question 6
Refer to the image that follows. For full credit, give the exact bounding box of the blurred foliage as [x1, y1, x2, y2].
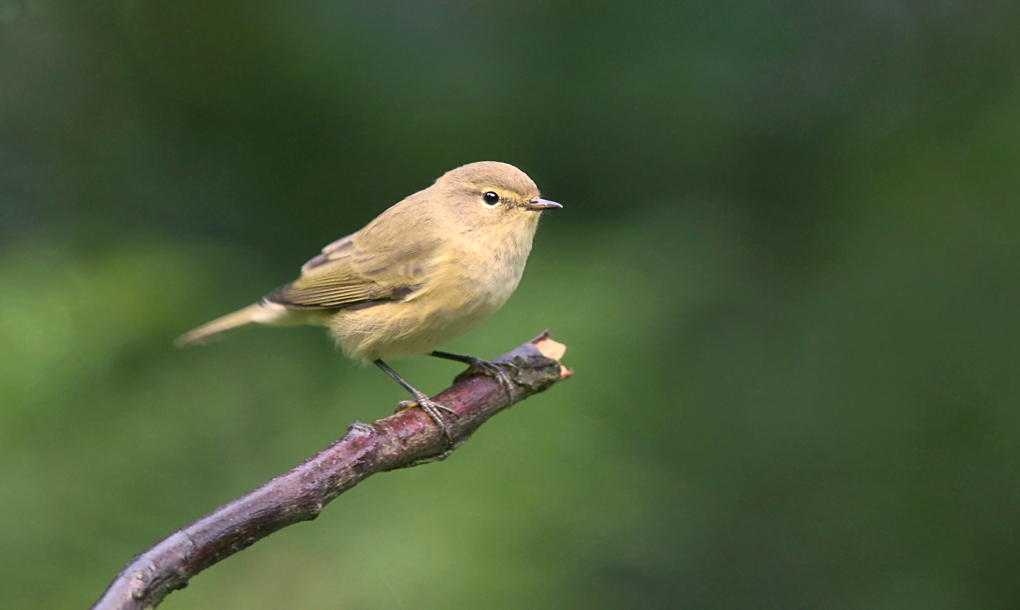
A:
[2, 1, 1020, 608]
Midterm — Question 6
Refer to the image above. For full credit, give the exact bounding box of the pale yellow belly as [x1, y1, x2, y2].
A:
[327, 274, 518, 362]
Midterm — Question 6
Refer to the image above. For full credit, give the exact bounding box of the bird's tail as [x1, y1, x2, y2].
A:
[175, 302, 273, 347]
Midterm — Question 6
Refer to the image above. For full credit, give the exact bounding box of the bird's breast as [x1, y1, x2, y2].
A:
[451, 231, 532, 310]
[328, 230, 534, 361]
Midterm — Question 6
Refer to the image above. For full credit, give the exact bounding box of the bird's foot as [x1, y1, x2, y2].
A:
[461, 357, 517, 398]
[396, 390, 458, 443]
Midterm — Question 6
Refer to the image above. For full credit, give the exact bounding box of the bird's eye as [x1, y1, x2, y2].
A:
[482, 191, 500, 206]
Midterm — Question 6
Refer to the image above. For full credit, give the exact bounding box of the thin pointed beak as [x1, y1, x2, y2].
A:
[523, 198, 563, 211]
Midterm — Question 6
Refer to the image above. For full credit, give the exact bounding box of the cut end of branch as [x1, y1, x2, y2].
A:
[531, 330, 572, 379]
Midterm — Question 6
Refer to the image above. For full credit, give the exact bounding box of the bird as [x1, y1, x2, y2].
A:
[175, 161, 561, 440]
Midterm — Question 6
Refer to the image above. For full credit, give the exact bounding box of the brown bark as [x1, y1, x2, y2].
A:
[91, 332, 570, 610]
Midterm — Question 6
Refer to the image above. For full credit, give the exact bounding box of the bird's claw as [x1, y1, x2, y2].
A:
[396, 392, 457, 443]
[396, 396, 458, 417]
[463, 358, 516, 398]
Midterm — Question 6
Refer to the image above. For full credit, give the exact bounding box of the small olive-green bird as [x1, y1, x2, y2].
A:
[176, 161, 561, 438]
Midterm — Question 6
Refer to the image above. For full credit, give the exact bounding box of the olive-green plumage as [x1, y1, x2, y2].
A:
[175, 161, 560, 363]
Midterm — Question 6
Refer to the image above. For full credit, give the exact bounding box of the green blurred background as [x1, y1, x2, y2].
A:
[3, 1, 1019, 608]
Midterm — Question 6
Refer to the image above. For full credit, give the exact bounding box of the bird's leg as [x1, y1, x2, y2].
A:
[373, 359, 457, 443]
[429, 350, 516, 398]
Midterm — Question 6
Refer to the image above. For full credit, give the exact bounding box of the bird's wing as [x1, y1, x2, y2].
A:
[300, 233, 356, 274]
[265, 231, 439, 310]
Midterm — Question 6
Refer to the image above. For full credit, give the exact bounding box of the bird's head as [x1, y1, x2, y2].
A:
[434, 161, 562, 237]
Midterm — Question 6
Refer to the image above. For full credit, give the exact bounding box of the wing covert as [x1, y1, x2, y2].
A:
[265, 232, 435, 310]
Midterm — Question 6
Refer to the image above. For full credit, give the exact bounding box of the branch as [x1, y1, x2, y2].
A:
[91, 332, 570, 610]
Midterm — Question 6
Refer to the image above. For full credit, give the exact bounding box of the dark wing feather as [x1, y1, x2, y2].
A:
[265, 232, 435, 310]
[301, 233, 356, 273]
